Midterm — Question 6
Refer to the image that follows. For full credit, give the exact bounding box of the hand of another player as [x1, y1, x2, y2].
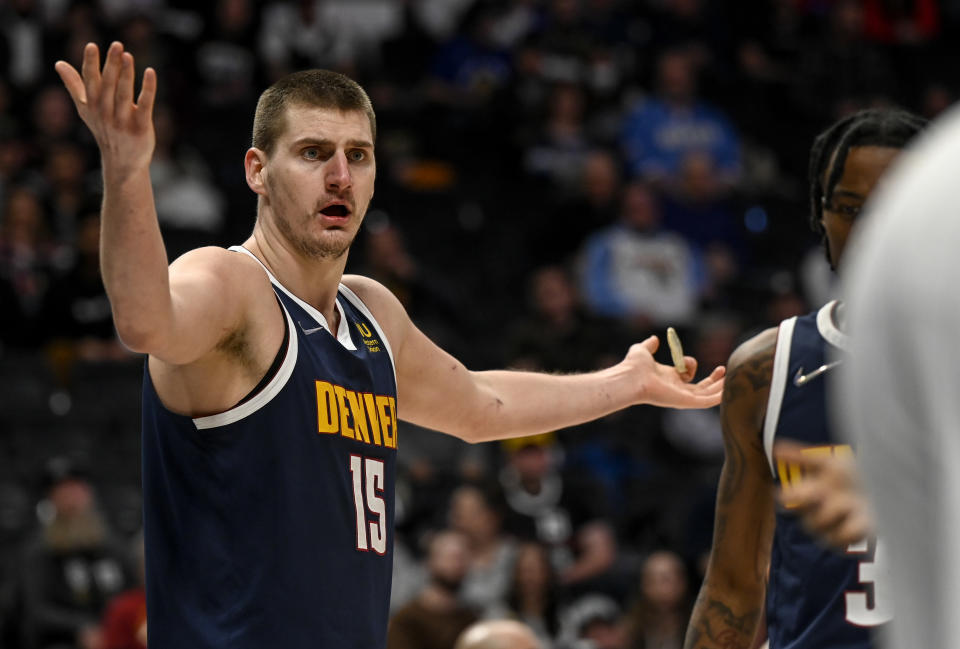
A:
[625, 335, 725, 409]
[54, 41, 157, 178]
[774, 440, 875, 548]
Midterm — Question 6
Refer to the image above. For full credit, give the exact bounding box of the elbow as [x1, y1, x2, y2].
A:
[113, 314, 165, 355]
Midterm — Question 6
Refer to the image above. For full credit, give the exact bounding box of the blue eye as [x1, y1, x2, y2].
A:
[348, 150, 366, 162]
[303, 148, 319, 160]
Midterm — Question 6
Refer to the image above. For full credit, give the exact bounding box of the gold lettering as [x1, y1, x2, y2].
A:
[345, 390, 370, 444]
[334, 385, 354, 439]
[356, 323, 372, 337]
[315, 381, 338, 434]
[364, 393, 382, 446]
[390, 396, 398, 449]
[376, 395, 394, 449]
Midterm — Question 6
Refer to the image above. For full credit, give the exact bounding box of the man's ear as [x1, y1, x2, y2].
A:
[244, 148, 268, 196]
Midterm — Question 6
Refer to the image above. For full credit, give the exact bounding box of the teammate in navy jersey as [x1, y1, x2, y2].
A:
[684, 108, 925, 649]
[54, 42, 725, 649]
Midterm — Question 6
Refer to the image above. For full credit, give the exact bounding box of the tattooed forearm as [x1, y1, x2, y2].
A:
[685, 593, 762, 649]
[685, 332, 778, 649]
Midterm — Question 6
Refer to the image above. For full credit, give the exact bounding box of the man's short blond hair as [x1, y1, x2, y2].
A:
[252, 69, 376, 155]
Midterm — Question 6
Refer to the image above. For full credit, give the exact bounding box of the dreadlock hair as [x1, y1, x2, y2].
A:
[808, 107, 927, 258]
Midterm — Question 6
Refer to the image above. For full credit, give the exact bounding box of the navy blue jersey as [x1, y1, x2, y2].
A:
[141, 247, 398, 649]
[762, 301, 890, 649]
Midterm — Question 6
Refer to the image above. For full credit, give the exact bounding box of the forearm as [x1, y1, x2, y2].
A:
[99, 164, 173, 350]
[685, 579, 765, 649]
[457, 365, 638, 443]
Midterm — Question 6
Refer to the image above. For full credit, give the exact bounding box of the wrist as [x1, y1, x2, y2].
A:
[101, 157, 152, 186]
[600, 361, 645, 407]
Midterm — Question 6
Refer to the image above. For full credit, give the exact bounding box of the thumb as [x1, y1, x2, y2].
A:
[641, 335, 659, 354]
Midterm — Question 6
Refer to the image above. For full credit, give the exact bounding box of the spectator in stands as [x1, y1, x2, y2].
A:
[526, 149, 622, 267]
[622, 550, 691, 649]
[792, 0, 895, 122]
[506, 264, 611, 373]
[454, 619, 542, 649]
[499, 434, 619, 598]
[1, 0, 46, 92]
[448, 483, 516, 616]
[489, 541, 560, 648]
[150, 103, 226, 259]
[41, 209, 128, 362]
[16, 456, 133, 649]
[558, 594, 628, 649]
[578, 181, 699, 329]
[524, 83, 592, 189]
[98, 534, 146, 649]
[620, 49, 741, 190]
[388, 529, 478, 649]
[0, 185, 56, 348]
[41, 141, 92, 244]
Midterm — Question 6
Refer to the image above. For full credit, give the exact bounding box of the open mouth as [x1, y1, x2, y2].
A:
[320, 204, 350, 217]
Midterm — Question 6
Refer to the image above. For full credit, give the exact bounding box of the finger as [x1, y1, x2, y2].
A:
[136, 67, 158, 120]
[668, 383, 723, 408]
[696, 365, 726, 388]
[640, 335, 659, 355]
[54, 61, 87, 106]
[677, 356, 698, 382]
[773, 441, 826, 473]
[115, 52, 135, 120]
[81, 42, 101, 107]
[99, 41, 124, 117]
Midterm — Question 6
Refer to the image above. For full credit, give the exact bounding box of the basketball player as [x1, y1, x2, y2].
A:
[54, 42, 724, 649]
[837, 103, 960, 649]
[683, 108, 925, 649]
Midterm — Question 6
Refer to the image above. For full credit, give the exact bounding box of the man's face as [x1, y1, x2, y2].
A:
[821, 145, 900, 269]
[259, 105, 375, 260]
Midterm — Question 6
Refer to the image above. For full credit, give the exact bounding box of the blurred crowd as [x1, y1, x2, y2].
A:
[0, 0, 957, 648]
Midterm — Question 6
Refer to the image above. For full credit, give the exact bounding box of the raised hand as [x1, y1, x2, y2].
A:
[625, 335, 725, 409]
[54, 42, 157, 178]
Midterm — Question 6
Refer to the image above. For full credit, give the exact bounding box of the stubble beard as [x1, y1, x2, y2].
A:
[276, 208, 358, 261]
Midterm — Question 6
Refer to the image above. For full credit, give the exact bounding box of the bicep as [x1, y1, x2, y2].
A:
[147, 250, 259, 364]
[705, 342, 779, 589]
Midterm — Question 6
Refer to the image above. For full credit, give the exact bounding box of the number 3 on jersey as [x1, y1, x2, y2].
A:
[349, 455, 387, 554]
[845, 537, 893, 626]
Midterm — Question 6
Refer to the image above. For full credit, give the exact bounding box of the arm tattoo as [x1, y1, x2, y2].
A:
[686, 594, 763, 649]
[717, 342, 774, 506]
[684, 339, 776, 649]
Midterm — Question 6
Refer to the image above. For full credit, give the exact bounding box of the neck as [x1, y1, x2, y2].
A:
[245, 220, 348, 327]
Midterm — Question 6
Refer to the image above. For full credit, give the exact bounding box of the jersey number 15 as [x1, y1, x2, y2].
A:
[350, 455, 387, 555]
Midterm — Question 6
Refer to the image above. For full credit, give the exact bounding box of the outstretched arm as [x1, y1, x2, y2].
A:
[685, 329, 777, 649]
[55, 42, 254, 365]
[344, 276, 724, 443]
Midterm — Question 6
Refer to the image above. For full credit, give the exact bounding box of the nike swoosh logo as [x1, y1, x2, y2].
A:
[793, 360, 842, 386]
[299, 322, 327, 335]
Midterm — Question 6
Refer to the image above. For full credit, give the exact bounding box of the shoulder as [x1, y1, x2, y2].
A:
[341, 274, 401, 312]
[169, 246, 269, 284]
[341, 274, 410, 341]
[727, 326, 778, 376]
[722, 326, 779, 431]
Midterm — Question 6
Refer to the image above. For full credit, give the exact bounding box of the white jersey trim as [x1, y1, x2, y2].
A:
[228, 245, 357, 351]
[338, 283, 397, 389]
[193, 304, 299, 430]
[763, 316, 797, 476]
[816, 300, 848, 351]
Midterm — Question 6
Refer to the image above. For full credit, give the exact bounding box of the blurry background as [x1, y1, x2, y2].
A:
[0, 0, 955, 648]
